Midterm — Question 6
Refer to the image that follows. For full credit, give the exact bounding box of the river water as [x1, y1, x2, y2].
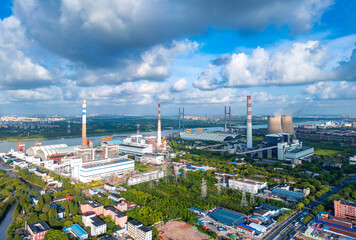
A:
[0, 162, 42, 239]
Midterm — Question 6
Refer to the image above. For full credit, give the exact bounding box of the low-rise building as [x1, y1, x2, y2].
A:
[104, 183, 116, 191]
[108, 193, 123, 202]
[349, 155, 356, 165]
[127, 220, 152, 240]
[270, 188, 305, 202]
[115, 200, 137, 212]
[83, 213, 107, 236]
[34, 169, 47, 178]
[27, 220, 50, 240]
[81, 201, 104, 216]
[140, 154, 164, 165]
[63, 224, 88, 240]
[228, 178, 267, 194]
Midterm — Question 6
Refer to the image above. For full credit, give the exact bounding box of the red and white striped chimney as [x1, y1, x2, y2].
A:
[157, 103, 161, 147]
[247, 96, 252, 148]
[82, 99, 87, 147]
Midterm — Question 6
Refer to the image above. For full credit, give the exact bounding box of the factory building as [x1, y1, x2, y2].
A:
[118, 144, 152, 155]
[139, 154, 165, 165]
[36, 145, 78, 161]
[227, 178, 267, 194]
[71, 156, 135, 183]
[277, 140, 314, 161]
[180, 132, 239, 142]
[270, 188, 305, 202]
[127, 170, 164, 186]
[26, 144, 68, 158]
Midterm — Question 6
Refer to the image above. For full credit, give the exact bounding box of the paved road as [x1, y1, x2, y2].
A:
[265, 174, 356, 240]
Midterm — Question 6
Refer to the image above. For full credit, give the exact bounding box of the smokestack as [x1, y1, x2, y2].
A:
[267, 116, 283, 134]
[82, 99, 87, 147]
[224, 106, 227, 132]
[157, 103, 161, 147]
[281, 115, 295, 138]
[247, 96, 252, 149]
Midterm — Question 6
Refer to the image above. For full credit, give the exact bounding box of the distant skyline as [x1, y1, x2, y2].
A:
[0, 0, 355, 115]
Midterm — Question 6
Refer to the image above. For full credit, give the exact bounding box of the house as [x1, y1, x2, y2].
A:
[82, 213, 107, 236]
[27, 220, 51, 240]
[52, 195, 72, 204]
[63, 224, 88, 240]
[104, 183, 116, 191]
[108, 193, 123, 202]
[103, 206, 128, 228]
[58, 207, 65, 219]
[81, 201, 104, 216]
[127, 220, 152, 240]
[115, 200, 137, 212]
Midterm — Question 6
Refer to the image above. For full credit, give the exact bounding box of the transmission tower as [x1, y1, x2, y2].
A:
[241, 185, 248, 207]
[201, 178, 207, 199]
[250, 193, 255, 205]
[175, 174, 179, 183]
[183, 169, 187, 179]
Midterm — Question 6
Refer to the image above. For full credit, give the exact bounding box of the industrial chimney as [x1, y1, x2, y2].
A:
[82, 99, 87, 147]
[247, 96, 252, 149]
[267, 116, 283, 134]
[281, 115, 295, 138]
[157, 103, 161, 147]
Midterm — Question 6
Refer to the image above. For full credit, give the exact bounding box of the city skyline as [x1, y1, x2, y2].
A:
[0, 0, 355, 115]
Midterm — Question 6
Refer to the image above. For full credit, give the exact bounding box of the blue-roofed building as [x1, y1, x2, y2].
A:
[209, 208, 246, 226]
[271, 188, 305, 202]
[63, 224, 88, 240]
[188, 207, 205, 215]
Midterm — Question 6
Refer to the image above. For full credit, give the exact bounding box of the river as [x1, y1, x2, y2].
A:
[0, 162, 42, 239]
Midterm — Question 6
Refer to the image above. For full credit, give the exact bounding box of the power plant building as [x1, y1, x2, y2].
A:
[180, 132, 239, 142]
[71, 156, 135, 183]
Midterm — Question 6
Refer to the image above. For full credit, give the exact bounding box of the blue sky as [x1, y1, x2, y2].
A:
[0, 0, 355, 116]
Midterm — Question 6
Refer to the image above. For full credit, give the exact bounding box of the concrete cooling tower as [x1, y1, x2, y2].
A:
[281, 115, 295, 138]
[267, 116, 283, 134]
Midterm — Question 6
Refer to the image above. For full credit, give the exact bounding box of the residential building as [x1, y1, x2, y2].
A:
[128, 220, 152, 240]
[27, 220, 50, 240]
[34, 169, 47, 178]
[89, 216, 107, 236]
[127, 170, 165, 186]
[103, 206, 127, 228]
[63, 224, 88, 240]
[334, 200, 356, 221]
[82, 212, 96, 226]
[228, 178, 267, 194]
[80, 201, 104, 216]
[349, 155, 356, 165]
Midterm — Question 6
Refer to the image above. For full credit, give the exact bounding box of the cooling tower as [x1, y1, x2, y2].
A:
[267, 116, 283, 134]
[281, 115, 295, 138]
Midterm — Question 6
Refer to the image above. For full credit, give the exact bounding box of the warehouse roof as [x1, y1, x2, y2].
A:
[180, 132, 239, 142]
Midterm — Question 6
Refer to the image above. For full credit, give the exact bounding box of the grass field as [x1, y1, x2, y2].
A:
[314, 149, 341, 156]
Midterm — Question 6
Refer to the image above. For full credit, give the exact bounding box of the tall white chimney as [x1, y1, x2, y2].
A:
[247, 96, 252, 149]
[157, 103, 161, 147]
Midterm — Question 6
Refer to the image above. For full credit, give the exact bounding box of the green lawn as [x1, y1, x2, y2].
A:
[314, 149, 341, 156]
[135, 162, 155, 172]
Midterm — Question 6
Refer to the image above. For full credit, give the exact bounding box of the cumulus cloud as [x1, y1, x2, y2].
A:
[305, 81, 356, 99]
[193, 65, 220, 90]
[13, 0, 332, 66]
[0, 16, 52, 89]
[171, 78, 188, 92]
[195, 41, 341, 89]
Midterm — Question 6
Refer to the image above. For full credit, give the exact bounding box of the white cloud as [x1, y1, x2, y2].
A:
[193, 65, 219, 90]
[171, 78, 188, 92]
[305, 81, 356, 99]
[0, 16, 52, 89]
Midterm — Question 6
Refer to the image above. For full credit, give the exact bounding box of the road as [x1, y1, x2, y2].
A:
[264, 174, 356, 240]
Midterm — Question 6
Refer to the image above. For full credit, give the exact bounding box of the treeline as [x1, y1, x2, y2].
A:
[17, 169, 45, 186]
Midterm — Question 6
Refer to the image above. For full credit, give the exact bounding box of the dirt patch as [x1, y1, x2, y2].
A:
[157, 221, 210, 240]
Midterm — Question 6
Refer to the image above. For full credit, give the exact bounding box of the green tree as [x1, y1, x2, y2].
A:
[44, 229, 69, 240]
[63, 220, 73, 228]
[35, 196, 44, 211]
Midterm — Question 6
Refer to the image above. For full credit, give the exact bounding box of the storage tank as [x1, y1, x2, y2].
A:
[267, 116, 283, 134]
[281, 115, 295, 138]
